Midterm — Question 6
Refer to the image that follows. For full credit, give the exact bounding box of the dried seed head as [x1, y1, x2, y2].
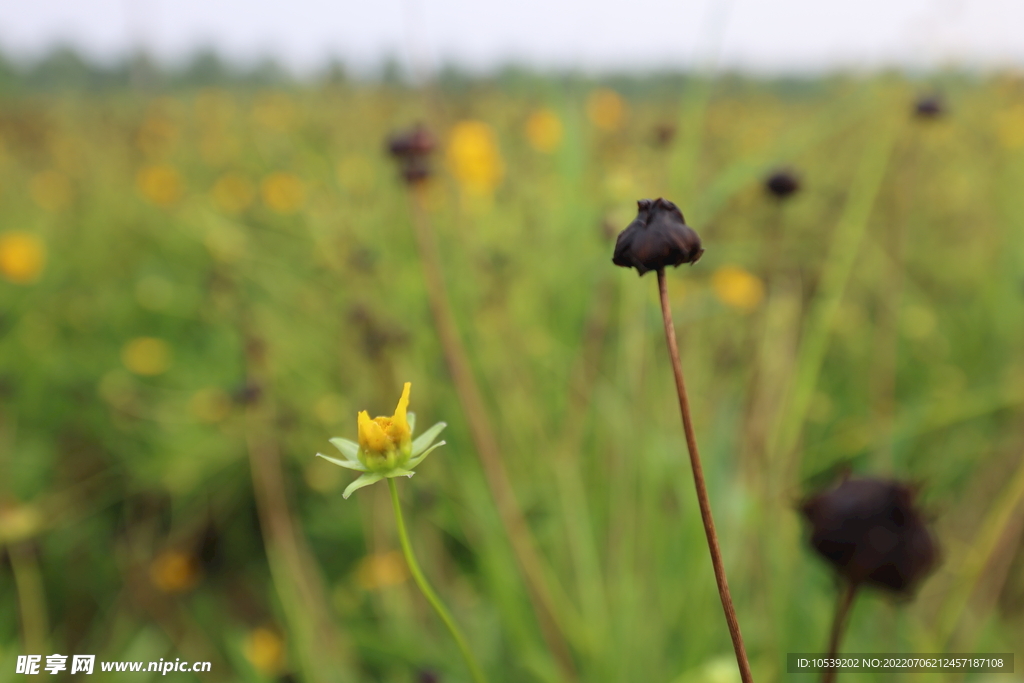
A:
[764, 169, 801, 200]
[914, 94, 945, 120]
[386, 123, 436, 159]
[385, 123, 436, 184]
[612, 198, 704, 276]
[800, 477, 940, 595]
[417, 670, 441, 683]
[652, 123, 677, 148]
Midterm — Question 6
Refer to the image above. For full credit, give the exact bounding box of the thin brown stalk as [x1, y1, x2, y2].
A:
[406, 185, 578, 680]
[656, 269, 754, 683]
[823, 582, 858, 683]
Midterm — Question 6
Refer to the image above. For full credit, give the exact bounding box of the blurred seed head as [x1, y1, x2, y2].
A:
[417, 670, 441, 683]
[233, 382, 263, 406]
[612, 198, 704, 276]
[764, 169, 801, 200]
[800, 476, 940, 595]
[386, 123, 436, 185]
[652, 123, 677, 148]
[525, 108, 563, 153]
[387, 123, 436, 159]
[349, 304, 409, 360]
[914, 94, 946, 120]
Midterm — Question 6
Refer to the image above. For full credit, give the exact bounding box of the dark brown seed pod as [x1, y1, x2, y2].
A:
[416, 670, 440, 683]
[764, 169, 801, 199]
[612, 198, 704, 276]
[385, 123, 436, 184]
[800, 477, 940, 595]
[652, 123, 677, 148]
[401, 158, 432, 184]
[386, 123, 436, 159]
[913, 94, 945, 120]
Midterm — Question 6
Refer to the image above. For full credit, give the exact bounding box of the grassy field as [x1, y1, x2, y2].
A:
[0, 72, 1023, 682]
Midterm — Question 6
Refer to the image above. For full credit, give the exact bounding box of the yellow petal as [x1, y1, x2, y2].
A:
[391, 382, 411, 436]
[357, 410, 390, 453]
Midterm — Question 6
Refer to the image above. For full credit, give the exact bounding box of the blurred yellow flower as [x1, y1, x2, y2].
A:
[712, 266, 764, 312]
[261, 172, 306, 214]
[994, 105, 1024, 150]
[525, 108, 563, 152]
[355, 551, 409, 590]
[211, 173, 255, 213]
[447, 120, 504, 195]
[122, 337, 172, 376]
[30, 170, 73, 212]
[189, 387, 232, 423]
[136, 165, 184, 207]
[244, 627, 285, 675]
[586, 88, 626, 131]
[0, 232, 47, 284]
[149, 550, 201, 594]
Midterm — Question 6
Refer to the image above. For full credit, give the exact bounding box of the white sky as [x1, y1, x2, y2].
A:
[0, 0, 1022, 74]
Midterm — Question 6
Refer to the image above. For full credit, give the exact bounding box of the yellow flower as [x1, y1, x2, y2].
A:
[261, 172, 305, 214]
[0, 232, 47, 284]
[136, 165, 184, 207]
[318, 382, 447, 498]
[355, 551, 409, 590]
[525, 109, 563, 152]
[586, 88, 626, 131]
[447, 121, 504, 195]
[358, 381, 411, 455]
[243, 627, 285, 675]
[712, 266, 764, 312]
[122, 337, 172, 376]
[994, 105, 1024, 150]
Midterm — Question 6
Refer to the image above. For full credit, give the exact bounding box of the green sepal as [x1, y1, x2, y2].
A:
[343, 473, 384, 499]
[407, 440, 446, 469]
[316, 453, 367, 472]
[412, 421, 447, 456]
[328, 437, 360, 462]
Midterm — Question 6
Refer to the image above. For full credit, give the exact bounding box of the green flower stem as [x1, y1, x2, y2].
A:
[388, 478, 489, 683]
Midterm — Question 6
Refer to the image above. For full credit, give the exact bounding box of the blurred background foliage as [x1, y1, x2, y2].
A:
[0, 46, 1023, 682]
